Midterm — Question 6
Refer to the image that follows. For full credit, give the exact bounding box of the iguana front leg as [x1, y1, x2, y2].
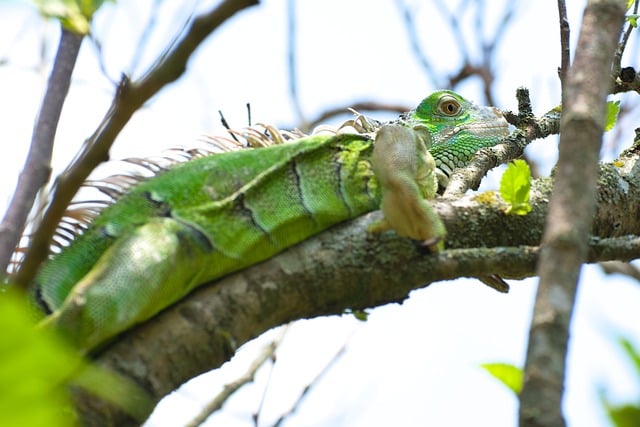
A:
[368, 124, 446, 251]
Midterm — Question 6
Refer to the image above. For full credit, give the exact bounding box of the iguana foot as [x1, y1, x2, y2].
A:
[370, 124, 447, 251]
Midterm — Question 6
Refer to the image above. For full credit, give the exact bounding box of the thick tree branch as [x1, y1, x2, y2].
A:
[519, 1, 627, 427]
[13, 0, 260, 289]
[72, 144, 640, 424]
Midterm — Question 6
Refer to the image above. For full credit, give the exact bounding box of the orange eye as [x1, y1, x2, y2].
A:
[438, 97, 461, 116]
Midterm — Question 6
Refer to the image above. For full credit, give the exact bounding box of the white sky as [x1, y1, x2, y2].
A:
[1, 1, 640, 426]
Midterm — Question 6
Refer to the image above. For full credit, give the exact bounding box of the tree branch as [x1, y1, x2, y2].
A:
[13, 0, 260, 289]
[520, 1, 627, 426]
[0, 27, 83, 279]
[185, 328, 286, 427]
[72, 143, 640, 424]
[304, 101, 410, 131]
[557, 0, 571, 87]
[286, 0, 305, 127]
[612, 0, 638, 79]
[394, 0, 441, 89]
[443, 88, 561, 198]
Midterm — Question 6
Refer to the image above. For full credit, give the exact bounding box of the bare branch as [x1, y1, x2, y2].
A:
[13, 0, 260, 289]
[304, 101, 410, 131]
[271, 335, 349, 427]
[443, 88, 561, 198]
[286, 0, 305, 127]
[478, 1, 518, 104]
[599, 260, 640, 281]
[433, 0, 472, 66]
[185, 327, 287, 427]
[612, 0, 639, 78]
[0, 27, 83, 278]
[520, 1, 627, 426]
[394, 0, 441, 88]
[557, 0, 571, 87]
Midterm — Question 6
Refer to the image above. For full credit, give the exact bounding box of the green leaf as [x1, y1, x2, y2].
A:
[0, 291, 79, 426]
[629, 15, 639, 28]
[500, 159, 532, 215]
[481, 362, 523, 395]
[72, 364, 153, 421]
[603, 402, 640, 427]
[0, 290, 152, 424]
[605, 100, 621, 132]
[33, 0, 112, 34]
[345, 308, 369, 321]
[618, 337, 640, 379]
[599, 337, 640, 427]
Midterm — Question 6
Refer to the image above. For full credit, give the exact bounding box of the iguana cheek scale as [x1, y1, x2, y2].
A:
[30, 90, 509, 352]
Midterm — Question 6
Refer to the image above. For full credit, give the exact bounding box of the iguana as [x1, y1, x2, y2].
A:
[26, 90, 509, 353]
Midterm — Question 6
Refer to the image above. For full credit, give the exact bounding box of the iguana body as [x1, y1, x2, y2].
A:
[31, 90, 508, 352]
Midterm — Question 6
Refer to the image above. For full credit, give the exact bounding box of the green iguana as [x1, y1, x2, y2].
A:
[27, 90, 509, 352]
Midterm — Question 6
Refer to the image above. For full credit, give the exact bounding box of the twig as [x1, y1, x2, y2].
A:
[612, 0, 639, 79]
[271, 335, 351, 427]
[599, 260, 640, 281]
[185, 327, 287, 427]
[557, 0, 571, 87]
[0, 27, 83, 279]
[477, 1, 517, 104]
[443, 88, 561, 198]
[13, 0, 260, 289]
[519, 1, 627, 426]
[433, 0, 472, 66]
[286, 0, 305, 127]
[394, 0, 441, 88]
[305, 101, 410, 131]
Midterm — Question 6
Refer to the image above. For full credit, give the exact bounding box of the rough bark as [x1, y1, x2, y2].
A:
[519, 1, 628, 426]
[73, 140, 640, 424]
[0, 28, 83, 277]
[13, 0, 260, 290]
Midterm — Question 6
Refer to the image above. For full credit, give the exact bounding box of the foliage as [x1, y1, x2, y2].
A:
[33, 0, 112, 34]
[601, 337, 640, 427]
[0, 290, 152, 425]
[0, 290, 78, 426]
[499, 159, 532, 215]
[481, 362, 523, 395]
[345, 308, 369, 321]
[606, 100, 621, 132]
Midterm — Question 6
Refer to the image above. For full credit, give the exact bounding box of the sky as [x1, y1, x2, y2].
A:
[1, 0, 640, 426]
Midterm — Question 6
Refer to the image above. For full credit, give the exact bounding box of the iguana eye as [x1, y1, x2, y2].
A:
[438, 97, 461, 116]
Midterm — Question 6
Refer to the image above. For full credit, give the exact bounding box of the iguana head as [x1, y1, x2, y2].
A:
[404, 90, 510, 179]
[408, 90, 509, 146]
